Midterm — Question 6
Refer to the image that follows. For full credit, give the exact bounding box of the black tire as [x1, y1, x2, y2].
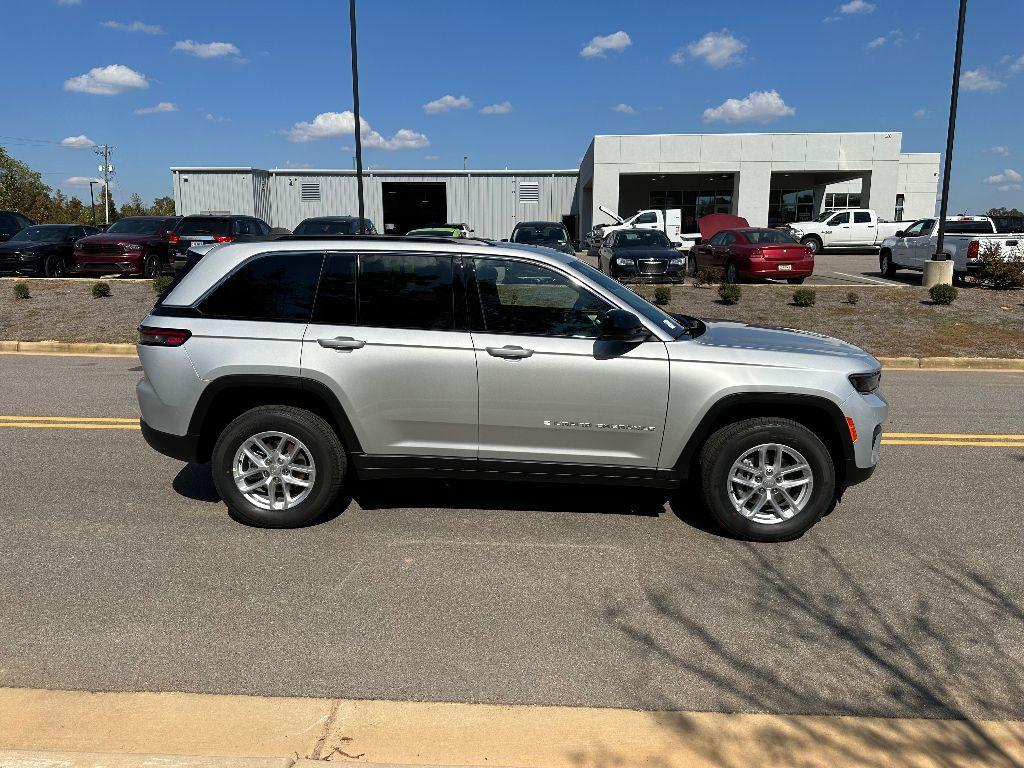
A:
[142, 253, 160, 278]
[698, 417, 836, 542]
[43, 254, 67, 278]
[801, 236, 822, 256]
[787, 276, 806, 285]
[724, 261, 739, 284]
[211, 405, 346, 528]
[879, 250, 897, 278]
[952, 270, 967, 286]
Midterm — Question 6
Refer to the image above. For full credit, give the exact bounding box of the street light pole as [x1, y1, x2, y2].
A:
[929, 0, 968, 279]
[348, 0, 365, 235]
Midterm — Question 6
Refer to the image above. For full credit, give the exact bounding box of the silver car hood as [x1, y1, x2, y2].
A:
[694, 320, 878, 365]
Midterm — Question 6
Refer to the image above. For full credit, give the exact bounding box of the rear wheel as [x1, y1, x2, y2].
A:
[879, 250, 897, 278]
[801, 236, 822, 256]
[724, 262, 739, 284]
[211, 405, 346, 528]
[698, 417, 836, 541]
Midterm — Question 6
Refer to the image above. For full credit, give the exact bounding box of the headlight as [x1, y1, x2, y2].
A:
[849, 371, 881, 394]
[615, 257, 635, 266]
[669, 258, 685, 265]
[122, 244, 142, 251]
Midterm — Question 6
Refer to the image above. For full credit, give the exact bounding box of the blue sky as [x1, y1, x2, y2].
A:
[3, 0, 1023, 213]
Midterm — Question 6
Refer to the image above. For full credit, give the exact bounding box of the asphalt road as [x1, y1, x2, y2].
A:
[1, 354, 1023, 723]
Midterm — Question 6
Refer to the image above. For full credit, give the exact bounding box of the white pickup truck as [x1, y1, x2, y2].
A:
[879, 215, 1024, 283]
[785, 209, 904, 254]
[588, 206, 693, 250]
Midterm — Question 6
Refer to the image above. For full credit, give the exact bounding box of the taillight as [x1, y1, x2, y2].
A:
[214, 235, 235, 243]
[138, 326, 191, 347]
[967, 240, 979, 259]
[168, 235, 180, 243]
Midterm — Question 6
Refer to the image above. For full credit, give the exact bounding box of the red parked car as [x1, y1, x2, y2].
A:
[689, 226, 814, 284]
[72, 216, 181, 278]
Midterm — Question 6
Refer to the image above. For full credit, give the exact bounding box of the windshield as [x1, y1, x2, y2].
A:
[176, 218, 231, 236]
[568, 259, 691, 339]
[105, 218, 164, 235]
[512, 224, 568, 245]
[745, 229, 799, 244]
[813, 211, 837, 222]
[10, 226, 68, 243]
[295, 219, 357, 235]
[615, 230, 672, 248]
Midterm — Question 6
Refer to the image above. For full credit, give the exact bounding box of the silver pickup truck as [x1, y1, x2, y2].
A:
[879, 215, 1024, 283]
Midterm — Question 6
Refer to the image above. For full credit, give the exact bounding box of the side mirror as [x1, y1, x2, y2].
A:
[600, 309, 649, 343]
[895, 231, 905, 238]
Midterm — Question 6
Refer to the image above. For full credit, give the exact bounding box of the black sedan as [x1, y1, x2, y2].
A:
[506, 221, 577, 256]
[0, 224, 99, 277]
[596, 228, 685, 283]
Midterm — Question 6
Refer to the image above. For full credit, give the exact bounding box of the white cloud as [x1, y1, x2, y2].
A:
[134, 101, 177, 115]
[62, 176, 102, 187]
[913, 108, 928, 119]
[282, 161, 313, 169]
[424, 155, 440, 161]
[173, 40, 242, 59]
[57, 0, 81, 5]
[64, 64, 148, 95]
[998, 184, 1022, 192]
[284, 111, 429, 150]
[1009, 54, 1024, 73]
[480, 101, 512, 115]
[703, 89, 795, 124]
[423, 94, 473, 114]
[866, 30, 903, 48]
[612, 103, 636, 114]
[839, 0, 875, 13]
[985, 146, 1010, 156]
[985, 169, 1023, 184]
[102, 20, 162, 35]
[674, 30, 746, 69]
[867, 35, 887, 48]
[580, 30, 631, 58]
[961, 68, 1004, 92]
[60, 135, 96, 149]
[205, 113, 230, 123]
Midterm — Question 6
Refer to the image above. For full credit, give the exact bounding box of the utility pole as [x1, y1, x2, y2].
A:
[348, 0, 365, 235]
[94, 144, 114, 225]
[924, 0, 968, 288]
[88, 180, 98, 227]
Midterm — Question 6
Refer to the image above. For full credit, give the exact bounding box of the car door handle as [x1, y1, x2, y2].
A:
[318, 336, 366, 351]
[486, 345, 534, 359]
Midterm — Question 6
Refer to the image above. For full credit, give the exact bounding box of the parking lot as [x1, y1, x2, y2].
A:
[2, 352, 1022, 723]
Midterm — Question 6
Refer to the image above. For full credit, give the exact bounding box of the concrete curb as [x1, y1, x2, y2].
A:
[0, 340, 137, 357]
[0, 751, 485, 768]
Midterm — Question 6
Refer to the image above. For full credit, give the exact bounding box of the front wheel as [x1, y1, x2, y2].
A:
[879, 250, 897, 278]
[211, 405, 346, 528]
[698, 417, 836, 541]
[142, 253, 161, 278]
[801, 236, 822, 256]
[43, 254, 68, 277]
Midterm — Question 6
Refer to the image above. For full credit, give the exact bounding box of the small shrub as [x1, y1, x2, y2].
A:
[846, 291, 860, 305]
[793, 288, 817, 307]
[694, 266, 724, 287]
[929, 283, 958, 305]
[718, 283, 742, 305]
[12, 281, 30, 300]
[152, 275, 173, 295]
[653, 285, 672, 305]
[976, 242, 1024, 290]
[91, 281, 111, 299]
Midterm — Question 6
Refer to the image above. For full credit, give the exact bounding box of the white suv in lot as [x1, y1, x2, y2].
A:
[137, 236, 886, 541]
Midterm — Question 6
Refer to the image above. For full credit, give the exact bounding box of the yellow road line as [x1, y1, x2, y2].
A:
[0, 415, 137, 423]
[885, 431, 1024, 439]
[882, 439, 1024, 447]
[0, 422, 140, 430]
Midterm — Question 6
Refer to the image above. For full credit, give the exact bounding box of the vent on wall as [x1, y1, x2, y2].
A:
[300, 182, 321, 202]
[518, 182, 540, 203]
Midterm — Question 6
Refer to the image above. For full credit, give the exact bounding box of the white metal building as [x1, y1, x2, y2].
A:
[171, 131, 939, 239]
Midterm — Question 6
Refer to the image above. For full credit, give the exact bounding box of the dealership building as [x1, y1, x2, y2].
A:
[172, 131, 939, 239]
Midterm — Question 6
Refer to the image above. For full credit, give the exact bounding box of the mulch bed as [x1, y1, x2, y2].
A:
[2, 278, 1023, 358]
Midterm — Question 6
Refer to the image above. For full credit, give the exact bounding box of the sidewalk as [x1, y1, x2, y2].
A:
[1, 687, 1022, 767]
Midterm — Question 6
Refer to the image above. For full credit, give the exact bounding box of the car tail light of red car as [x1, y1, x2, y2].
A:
[168, 234, 180, 244]
[213, 235, 235, 243]
[138, 326, 191, 347]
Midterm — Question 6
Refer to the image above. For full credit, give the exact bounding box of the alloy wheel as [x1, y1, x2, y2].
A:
[726, 443, 814, 525]
[232, 431, 317, 511]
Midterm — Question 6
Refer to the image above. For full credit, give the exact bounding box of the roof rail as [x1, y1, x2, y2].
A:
[274, 234, 497, 246]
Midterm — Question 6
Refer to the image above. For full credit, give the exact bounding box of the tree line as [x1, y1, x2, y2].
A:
[0, 146, 174, 226]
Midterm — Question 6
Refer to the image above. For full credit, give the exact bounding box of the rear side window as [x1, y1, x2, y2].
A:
[0, 214, 17, 234]
[358, 254, 454, 330]
[199, 252, 323, 322]
[854, 212, 872, 224]
[177, 218, 231, 236]
[313, 253, 357, 325]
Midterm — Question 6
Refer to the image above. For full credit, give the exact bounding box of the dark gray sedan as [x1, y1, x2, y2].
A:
[506, 221, 576, 256]
[597, 228, 685, 283]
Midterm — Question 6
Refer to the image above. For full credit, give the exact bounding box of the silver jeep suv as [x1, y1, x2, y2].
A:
[137, 236, 886, 541]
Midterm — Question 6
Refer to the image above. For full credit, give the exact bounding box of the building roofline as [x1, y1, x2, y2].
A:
[171, 167, 579, 175]
[591, 131, 903, 138]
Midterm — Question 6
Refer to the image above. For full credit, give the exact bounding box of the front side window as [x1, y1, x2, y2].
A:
[903, 221, 927, 237]
[708, 232, 727, 246]
[199, 252, 323, 322]
[359, 254, 454, 330]
[634, 212, 657, 225]
[828, 212, 850, 226]
[473, 258, 610, 338]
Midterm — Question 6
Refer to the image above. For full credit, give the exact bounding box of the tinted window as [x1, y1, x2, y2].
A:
[199, 252, 323, 322]
[0, 214, 17, 233]
[312, 253, 357, 325]
[234, 219, 255, 236]
[296, 219, 356, 236]
[474, 258, 610, 338]
[634, 212, 657, 225]
[708, 232, 727, 245]
[257, 219, 271, 236]
[744, 229, 799, 244]
[512, 224, 569, 245]
[721, 233, 736, 246]
[992, 216, 1024, 233]
[359, 254, 454, 330]
[177, 218, 231, 236]
[945, 220, 996, 234]
[16, 215, 33, 229]
[106, 218, 163, 235]
[903, 221, 926, 237]
[828, 212, 850, 225]
[853, 212, 872, 224]
[10, 226, 69, 243]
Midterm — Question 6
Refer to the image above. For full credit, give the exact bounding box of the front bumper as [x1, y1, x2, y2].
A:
[71, 255, 143, 275]
[840, 389, 887, 488]
[611, 263, 685, 283]
[0, 253, 41, 275]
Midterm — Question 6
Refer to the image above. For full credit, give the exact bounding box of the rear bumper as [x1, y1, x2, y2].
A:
[141, 419, 200, 463]
[743, 260, 815, 279]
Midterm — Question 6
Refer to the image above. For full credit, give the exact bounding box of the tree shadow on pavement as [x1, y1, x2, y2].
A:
[579, 542, 1024, 767]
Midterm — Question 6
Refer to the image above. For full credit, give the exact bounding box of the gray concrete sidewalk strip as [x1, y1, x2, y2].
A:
[0, 752, 505, 768]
